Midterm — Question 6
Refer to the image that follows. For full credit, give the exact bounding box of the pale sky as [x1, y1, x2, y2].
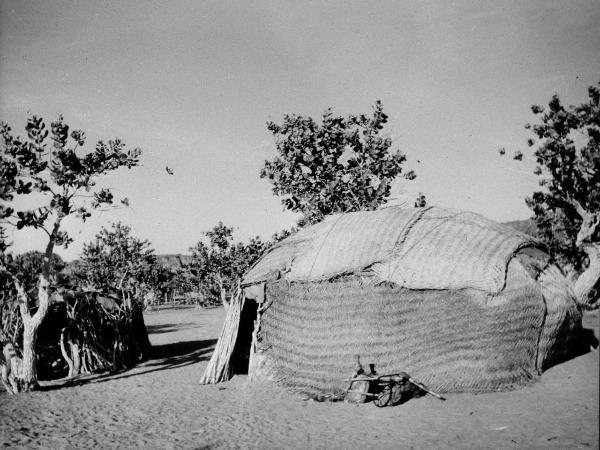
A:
[1, 0, 599, 260]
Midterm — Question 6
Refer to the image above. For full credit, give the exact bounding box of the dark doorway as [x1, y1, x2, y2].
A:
[231, 299, 258, 375]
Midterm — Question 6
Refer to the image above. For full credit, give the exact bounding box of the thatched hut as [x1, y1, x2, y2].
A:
[200, 206, 584, 398]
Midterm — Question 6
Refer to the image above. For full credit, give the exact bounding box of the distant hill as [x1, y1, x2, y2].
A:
[156, 254, 193, 270]
[63, 254, 193, 274]
[503, 218, 538, 237]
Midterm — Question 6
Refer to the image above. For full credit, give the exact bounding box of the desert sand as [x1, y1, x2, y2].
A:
[1, 306, 598, 449]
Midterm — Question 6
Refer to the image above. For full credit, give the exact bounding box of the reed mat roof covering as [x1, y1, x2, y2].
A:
[243, 206, 540, 293]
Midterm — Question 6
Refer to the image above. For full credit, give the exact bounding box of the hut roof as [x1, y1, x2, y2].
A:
[243, 206, 542, 294]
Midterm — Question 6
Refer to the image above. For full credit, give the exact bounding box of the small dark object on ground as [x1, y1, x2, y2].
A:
[344, 356, 374, 403]
[372, 373, 424, 407]
[345, 369, 446, 406]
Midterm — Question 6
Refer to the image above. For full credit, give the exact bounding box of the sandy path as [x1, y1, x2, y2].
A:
[1, 307, 598, 449]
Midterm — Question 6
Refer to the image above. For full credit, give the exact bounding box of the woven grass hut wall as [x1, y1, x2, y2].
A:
[200, 206, 585, 398]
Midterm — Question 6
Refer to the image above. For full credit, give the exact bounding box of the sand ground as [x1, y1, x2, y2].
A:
[1, 307, 598, 449]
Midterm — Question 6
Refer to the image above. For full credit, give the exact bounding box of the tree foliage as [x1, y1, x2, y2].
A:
[151, 263, 195, 302]
[189, 222, 268, 304]
[261, 101, 415, 225]
[76, 222, 157, 299]
[508, 83, 600, 271]
[11, 251, 67, 297]
[1, 115, 139, 249]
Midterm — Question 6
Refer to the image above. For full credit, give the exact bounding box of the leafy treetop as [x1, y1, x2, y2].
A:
[76, 222, 157, 297]
[0, 115, 140, 265]
[261, 101, 414, 225]
[190, 222, 268, 303]
[522, 83, 599, 270]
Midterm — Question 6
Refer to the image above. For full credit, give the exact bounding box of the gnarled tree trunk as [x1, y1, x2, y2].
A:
[11, 274, 51, 392]
[572, 204, 600, 310]
[574, 244, 600, 309]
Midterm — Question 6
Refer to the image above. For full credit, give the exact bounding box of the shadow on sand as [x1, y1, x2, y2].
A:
[40, 337, 217, 391]
[568, 328, 599, 358]
[145, 322, 200, 335]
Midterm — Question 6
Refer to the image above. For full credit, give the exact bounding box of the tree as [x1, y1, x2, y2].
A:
[500, 82, 599, 308]
[190, 222, 234, 306]
[0, 115, 140, 392]
[189, 223, 268, 306]
[229, 237, 269, 282]
[145, 263, 182, 305]
[261, 101, 418, 225]
[77, 222, 156, 300]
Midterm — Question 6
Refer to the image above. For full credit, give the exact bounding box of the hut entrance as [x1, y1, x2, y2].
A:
[231, 299, 258, 375]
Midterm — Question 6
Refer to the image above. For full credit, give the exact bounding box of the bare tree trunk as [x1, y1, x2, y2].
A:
[16, 274, 51, 391]
[574, 244, 600, 309]
[19, 321, 39, 391]
[572, 204, 600, 310]
[1, 217, 63, 392]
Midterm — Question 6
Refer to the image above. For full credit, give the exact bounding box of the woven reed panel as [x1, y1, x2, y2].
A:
[256, 260, 555, 396]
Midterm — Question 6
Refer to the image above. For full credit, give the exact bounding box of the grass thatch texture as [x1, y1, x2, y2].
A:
[242, 222, 323, 285]
[244, 206, 540, 294]
[370, 209, 538, 292]
[288, 207, 426, 281]
[255, 259, 579, 397]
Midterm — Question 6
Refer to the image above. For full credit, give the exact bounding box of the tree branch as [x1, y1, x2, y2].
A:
[43, 216, 63, 277]
[570, 198, 588, 219]
[117, 268, 129, 291]
[38, 225, 52, 237]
